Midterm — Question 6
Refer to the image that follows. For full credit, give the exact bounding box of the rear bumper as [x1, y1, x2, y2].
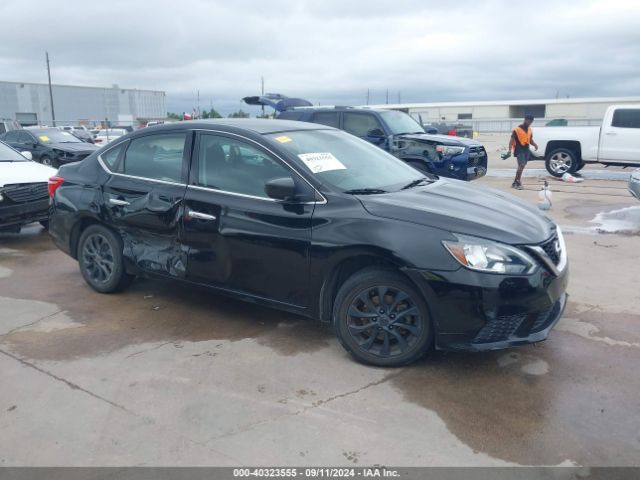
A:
[405, 260, 569, 352]
[0, 199, 49, 229]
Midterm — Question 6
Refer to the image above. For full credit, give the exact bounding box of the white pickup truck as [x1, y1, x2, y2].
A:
[531, 105, 640, 177]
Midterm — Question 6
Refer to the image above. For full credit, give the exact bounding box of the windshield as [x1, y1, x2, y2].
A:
[266, 129, 427, 192]
[0, 141, 29, 161]
[32, 129, 82, 143]
[378, 110, 425, 135]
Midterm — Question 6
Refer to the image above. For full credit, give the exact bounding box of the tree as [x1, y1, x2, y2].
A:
[167, 112, 181, 120]
[228, 109, 250, 118]
[202, 108, 222, 119]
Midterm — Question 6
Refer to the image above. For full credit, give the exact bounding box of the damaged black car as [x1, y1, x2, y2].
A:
[48, 119, 568, 366]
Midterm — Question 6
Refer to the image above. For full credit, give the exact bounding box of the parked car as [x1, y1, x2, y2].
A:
[48, 119, 568, 366]
[429, 122, 474, 138]
[0, 128, 99, 167]
[629, 169, 640, 200]
[0, 119, 22, 135]
[532, 105, 640, 176]
[59, 125, 95, 143]
[94, 128, 127, 145]
[0, 141, 56, 232]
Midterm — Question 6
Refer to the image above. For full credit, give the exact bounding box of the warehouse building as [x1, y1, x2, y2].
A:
[0, 80, 167, 127]
[364, 96, 640, 132]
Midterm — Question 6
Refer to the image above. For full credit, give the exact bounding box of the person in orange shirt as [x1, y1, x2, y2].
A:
[508, 114, 538, 190]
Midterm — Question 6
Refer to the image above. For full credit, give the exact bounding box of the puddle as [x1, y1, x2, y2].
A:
[590, 205, 640, 235]
[0, 247, 331, 361]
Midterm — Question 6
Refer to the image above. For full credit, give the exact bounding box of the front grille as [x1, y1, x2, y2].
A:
[474, 298, 563, 344]
[530, 300, 562, 333]
[539, 234, 561, 265]
[474, 313, 527, 343]
[468, 147, 487, 166]
[2, 183, 48, 203]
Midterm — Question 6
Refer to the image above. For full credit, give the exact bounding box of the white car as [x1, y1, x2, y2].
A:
[532, 105, 640, 176]
[0, 141, 57, 232]
[94, 128, 127, 145]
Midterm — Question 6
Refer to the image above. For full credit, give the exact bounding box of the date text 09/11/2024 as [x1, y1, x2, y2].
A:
[232, 467, 400, 478]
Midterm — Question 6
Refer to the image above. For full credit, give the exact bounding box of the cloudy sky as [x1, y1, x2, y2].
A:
[1, 0, 639, 115]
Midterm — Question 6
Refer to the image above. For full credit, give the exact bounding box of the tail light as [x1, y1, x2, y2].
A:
[48, 176, 64, 197]
[95, 138, 103, 143]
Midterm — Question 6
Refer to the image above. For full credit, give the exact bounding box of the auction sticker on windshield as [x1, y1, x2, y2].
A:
[298, 152, 346, 173]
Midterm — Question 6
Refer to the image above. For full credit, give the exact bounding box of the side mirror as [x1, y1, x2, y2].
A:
[265, 177, 297, 201]
[20, 151, 33, 160]
[367, 128, 385, 138]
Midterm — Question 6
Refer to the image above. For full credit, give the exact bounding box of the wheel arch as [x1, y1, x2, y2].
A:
[317, 252, 427, 325]
[545, 141, 582, 161]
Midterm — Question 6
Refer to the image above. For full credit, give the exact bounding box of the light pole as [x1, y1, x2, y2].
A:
[46, 51, 56, 126]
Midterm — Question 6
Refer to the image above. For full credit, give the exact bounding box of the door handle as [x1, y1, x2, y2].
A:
[188, 210, 217, 221]
[605, 131, 617, 135]
[109, 198, 130, 206]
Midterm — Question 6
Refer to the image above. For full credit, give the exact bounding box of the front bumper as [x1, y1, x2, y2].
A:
[405, 260, 569, 352]
[0, 199, 49, 229]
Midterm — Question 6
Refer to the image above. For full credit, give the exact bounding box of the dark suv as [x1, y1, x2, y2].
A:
[48, 119, 567, 367]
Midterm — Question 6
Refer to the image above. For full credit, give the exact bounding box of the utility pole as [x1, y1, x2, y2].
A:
[261, 76, 265, 117]
[397, 91, 401, 103]
[385, 89, 389, 104]
[46, 51, 56, 126]
[366, 88, 370, 105]
[197, 90, 200, 118]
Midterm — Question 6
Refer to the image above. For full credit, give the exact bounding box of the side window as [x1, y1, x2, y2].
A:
[123, 133, 187, 183]
[101, 142, 127, 170]
[311, 112, 339, 128]
[17, 132, 32, 144]
[195, 134, 292, 199]
[343, 113, 384, 137]
[612, 109, 640, 129]
[0, 125, 6, 134]
[3, 131, 19, 142]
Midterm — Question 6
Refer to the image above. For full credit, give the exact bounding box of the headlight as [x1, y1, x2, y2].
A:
[436, 145, 465, 156]
[443, 234, 537, 274]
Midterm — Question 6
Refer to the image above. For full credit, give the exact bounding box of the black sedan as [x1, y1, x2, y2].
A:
[0, 128, 99, 168]
[48, 119, 568, 366]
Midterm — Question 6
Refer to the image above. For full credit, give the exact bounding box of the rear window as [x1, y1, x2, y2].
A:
[311, 112, 339, 128]
[612, 109, 640, 128]
[277, 111, 305, 121]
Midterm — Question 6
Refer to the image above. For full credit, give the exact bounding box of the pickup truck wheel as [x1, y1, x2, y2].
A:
[333, 268, 432, 367]
[575, 160, 586, 172]
[546, 148, 578, 177]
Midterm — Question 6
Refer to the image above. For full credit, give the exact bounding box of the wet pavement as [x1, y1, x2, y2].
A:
[1, 173, 639, 466]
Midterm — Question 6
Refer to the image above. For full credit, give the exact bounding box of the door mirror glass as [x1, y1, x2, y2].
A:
[265, 177, 296, 201]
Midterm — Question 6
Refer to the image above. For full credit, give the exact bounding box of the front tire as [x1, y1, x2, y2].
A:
[333, 268, 432, 367]
[78, 225, 133, 293]
[545, 148, 579, 177]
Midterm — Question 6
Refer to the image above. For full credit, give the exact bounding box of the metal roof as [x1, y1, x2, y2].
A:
[361, 96, 640, 109]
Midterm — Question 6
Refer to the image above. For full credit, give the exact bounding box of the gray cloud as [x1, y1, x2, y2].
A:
[0, 0, 638, 115]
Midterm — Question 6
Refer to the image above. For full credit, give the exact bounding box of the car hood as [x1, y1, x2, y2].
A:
[49, 142, 99, 152]
[359, 179, 554, 245]
[398, 133, 481, 147]
[0, 161, 57, 187]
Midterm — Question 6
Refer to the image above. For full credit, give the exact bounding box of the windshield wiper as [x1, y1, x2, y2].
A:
[343, 188, 388, 195]
[401, 178, 432, 190]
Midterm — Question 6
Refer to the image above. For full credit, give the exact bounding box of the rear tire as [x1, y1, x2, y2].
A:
[333, 268, 432, 367]
[545, 148, 579, 177]
[78, 224, 133, 293]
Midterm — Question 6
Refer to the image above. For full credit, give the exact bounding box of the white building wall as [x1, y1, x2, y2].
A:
[0, 81, 166, 125]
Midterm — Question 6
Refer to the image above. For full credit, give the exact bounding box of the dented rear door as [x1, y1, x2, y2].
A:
[101, 131, 191, 277]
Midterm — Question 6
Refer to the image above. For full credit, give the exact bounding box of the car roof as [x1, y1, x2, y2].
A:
[139, 118, 334, 135]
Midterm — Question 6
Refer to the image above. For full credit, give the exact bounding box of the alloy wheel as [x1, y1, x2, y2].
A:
[81, 233, 115, 284]
[346, 286, 424, 358]
[549, 152, 573, 174]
